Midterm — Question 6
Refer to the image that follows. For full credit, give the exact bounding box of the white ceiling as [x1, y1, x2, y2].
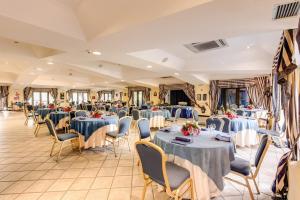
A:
[0, 0, 298, 89]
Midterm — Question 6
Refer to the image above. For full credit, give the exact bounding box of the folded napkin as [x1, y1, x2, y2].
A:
[171, 140, 189, 146]
[160, 127, 171, 132]
[201, 128, 208, 131]
[215, 134, 232, 142]
[175, 136, 191, 142]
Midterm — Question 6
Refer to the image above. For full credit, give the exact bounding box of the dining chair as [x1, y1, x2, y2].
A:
[75, 110, 88, 117]
[24, 105, 38, 125]
[225, 134, 271, 200]
[166, 108, 182, 125]
[135, 141, 194, 200]
[192, 109, 200, 123]
[236, 110, 245, 116]
[105, 116, 132, 157]
[33, 112, 47, 137]
[45, 119, 81, 162]
[137, 118, 151, 141]
[131, 109, 140, 131]
[220, 117, 231, 134]
[206, 117, 224, 131]
[118, 110, 127, 118]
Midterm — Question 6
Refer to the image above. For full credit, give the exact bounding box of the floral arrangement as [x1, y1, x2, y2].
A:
[152, 106, 159, 111]
[181, 121, 200, 136]
[48, 103, 55, 109]
[225, 110, 237, 119]
[92, 111, 103, 118]
[63, 107, 72, 112]
[247, 104, 254, 110]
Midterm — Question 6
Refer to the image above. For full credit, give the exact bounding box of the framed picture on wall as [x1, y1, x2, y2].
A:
[60, 92, 65, 100]
[92, 96, 95, 100]
[154, 91, 157, 96]
[203, 94, 207, 101]
[197, 94, 201, 101]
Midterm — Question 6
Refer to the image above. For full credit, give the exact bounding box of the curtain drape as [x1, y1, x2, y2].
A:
[97, 90, 115, 101]
[23, 87, 58, 103]
[159, 84, 168, 103]
[246, 76, 271, 110]
[209, 80, 220, 114]
[0, 86, 9, 98]
[273, 29, 299, 159]
[49, 88, 58, 104]
[67, 89, 91, 102]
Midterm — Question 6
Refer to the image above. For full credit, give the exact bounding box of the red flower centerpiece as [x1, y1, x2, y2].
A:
[48, 103, 55, 109]
[152, 106, 159, 111]
[247, 104, 254, 110]
[225, 110, 237, 120]
[63, 107, 71, 112]
[181, 121, 200, 136]
[92, 111, 102, 118]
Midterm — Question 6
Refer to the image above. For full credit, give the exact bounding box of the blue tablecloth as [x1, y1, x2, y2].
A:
[140, 110, 171, 119]
[230, 117, 259, 133]
[71, 116, 118, 141]
[171, 106, 193, 118]
[109, 107, 128, 114]
[154, 129, 235, 190]
[49, 112, 69, 126]
[36, 108, 55, 119]
[235, 108, 266, 117]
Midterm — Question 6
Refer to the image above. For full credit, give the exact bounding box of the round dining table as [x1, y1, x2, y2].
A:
[49, 111, 69, 129]
[70, 116, 118, 149]
[36, 108, 55, 119]
[140, 109, 171, 128]
[154, 128, 235, 200]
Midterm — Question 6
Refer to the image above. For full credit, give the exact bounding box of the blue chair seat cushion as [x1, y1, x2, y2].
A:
[57, 133, 78, 141]
[257, 129, 280, 137]
[166, 162, 190, 190]
[230, 157, 250, 176]
[106, 131, 125, 138]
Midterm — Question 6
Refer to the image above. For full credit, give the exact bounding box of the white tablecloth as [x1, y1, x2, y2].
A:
[79, 124, 116, 149]
[149, 115, 165, 128]
[234, 129, 259, 147]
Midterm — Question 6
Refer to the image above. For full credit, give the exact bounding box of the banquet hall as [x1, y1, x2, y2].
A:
[0, 0, 299, 200]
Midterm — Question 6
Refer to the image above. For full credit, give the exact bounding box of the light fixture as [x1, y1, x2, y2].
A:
[92, 51, 101, 55]
[104, 81, 108, 84]
[47, 61, 54, 65]
[147, 65, 152, 69]
[36, 67, 43, 71]
[174, 72, 179, 76]
[121, 80, 125, 82]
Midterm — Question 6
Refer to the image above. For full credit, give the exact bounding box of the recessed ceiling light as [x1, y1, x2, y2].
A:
[92, 51, 101, 55]
[121, 80, 125, 82]
[47, 61, 54, 65]
[36, 67, 43, 71]
[162, 57, 168, 63]
[29, 72, 36, 75]
[174, 72, 179, 76]
[147, 65, 152, 69]
[104, 81, 108, 84]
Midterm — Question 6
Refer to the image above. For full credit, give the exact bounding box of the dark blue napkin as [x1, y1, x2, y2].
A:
[160, 127, 171, 132]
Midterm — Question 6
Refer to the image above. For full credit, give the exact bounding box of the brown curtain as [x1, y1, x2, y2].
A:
[209, 80, 220, 114]
[159, 84, 168, 103]
[0, 86, 9, 98]
[182, 83, 202, 108]
[246, 76, 271, 110]
[49, 88, 58, 104]
[127, 86, 151, 105]
[274, 29, 300, 159]
[23, 87, 32, 101]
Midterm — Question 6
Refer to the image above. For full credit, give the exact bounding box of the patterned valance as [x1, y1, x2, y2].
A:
[23, 87, 58, 102]
[0, 86, 9, 98]
[216, 78, 256, 88]
[159, 83, 201, 108]
[127, 86, 151, 104]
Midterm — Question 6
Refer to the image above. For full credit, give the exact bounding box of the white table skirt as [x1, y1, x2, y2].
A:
[174, 156, 220, 200]
[149, 116, 165, 128]
[234, 129, 259, 147]
[79, 124, 116, 149]
[55, 117, 69, 129]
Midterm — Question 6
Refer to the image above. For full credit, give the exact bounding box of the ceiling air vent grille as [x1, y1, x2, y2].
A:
[273, 1, 300, 20]
[184, 39, 228, 53]
[160, 76, 173, 79]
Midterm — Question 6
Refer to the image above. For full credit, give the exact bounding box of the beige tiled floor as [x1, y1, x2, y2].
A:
[0, 111, 283, 200]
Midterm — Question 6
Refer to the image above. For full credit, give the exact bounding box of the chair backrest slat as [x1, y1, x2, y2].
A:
[118, 110, 127, 119]
[175, 108, 182, 119]
[45, 119, 59, 141]
[118, 116, 132, 135]
[132, 109, 140, 120]
[192, 109, 199, 122]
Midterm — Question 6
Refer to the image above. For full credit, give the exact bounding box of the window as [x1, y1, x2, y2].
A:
[132, 91, 144, 107]
[70, 92, 88, 104]
[101, 92, 112, 101]
[218, 88, 250, 110]
[29, 92, 54, 106]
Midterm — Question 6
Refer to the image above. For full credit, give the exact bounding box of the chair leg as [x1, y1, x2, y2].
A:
[245, 178, 254, 200]
[112, 140, 117, 157]
[24, 118, 28, 125]
[126, 137, 131, 152]
[190, 179, 194, 200]
[252, 178, 260, 194]
[141, 181, 148, 200]
[57, 142, 64, 162]
[50, 142, 56, 157]
[77, 138, 82, 154]
[34, 125, 39, 136]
